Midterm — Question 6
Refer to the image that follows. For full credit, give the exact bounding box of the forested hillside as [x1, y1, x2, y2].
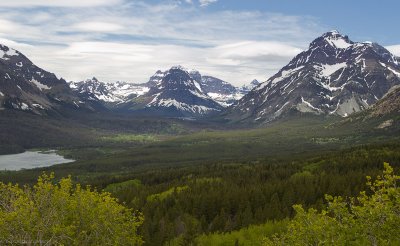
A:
[1, 143, 398, 245]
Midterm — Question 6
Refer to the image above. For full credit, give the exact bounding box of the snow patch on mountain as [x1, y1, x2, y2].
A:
[317, 62, 347, 77]
[148, 98, 216, 114]
[69, 78, 150, 104]
[30, 78, 51, 91]
[325, 37, 352, 49]
[297, 97, 322, 113]
[268, 66, 304, 87]
[0, 46, 19, 60]
[379, 62, 400, 78]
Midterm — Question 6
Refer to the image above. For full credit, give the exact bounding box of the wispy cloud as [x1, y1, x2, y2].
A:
[0, 0, 122, 7]
[0, 0, 324, 85]
[72, 22, 124, 32]
[199, 0, 218, 7]
[386, 45, 400, 57]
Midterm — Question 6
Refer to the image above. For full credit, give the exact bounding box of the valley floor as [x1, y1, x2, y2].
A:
[0, 112, 399, 245]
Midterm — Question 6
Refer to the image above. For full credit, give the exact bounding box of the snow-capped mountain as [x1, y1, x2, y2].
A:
[227, 31, 400, 123]
[188, 70, 245, 106]
[69, 78, 149, 105]
[147, 70, 166, 87]
[239, 79, 261, 93]
[69, 68, 246, 110]
[0, 44, 98, 114]
[124, 66, 223, 117]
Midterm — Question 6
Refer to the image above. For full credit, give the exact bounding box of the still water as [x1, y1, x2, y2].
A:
[0, 150, 74, 171]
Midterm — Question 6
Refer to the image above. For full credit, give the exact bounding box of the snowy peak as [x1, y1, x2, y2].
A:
[147, 70, 166, 87]
[319, 30, 353, 49]
[240, 79, 260, 92]
[228, 31, 400, 123]
[0, 43, 92, 113]
[189, 69, 202, 84]
[201, 76, 236, 94]
[69, 78, 149, 104]
[250, 79, 260, 87]
[199, 75, 244, 107]
[165, 67, 198, 88]
[149, 66, 208, 99]
[127, 66, 224, 116]
[147, 66, 246, 107]
[148, 66, 202, 95]
[308, 30, 353, 52]
[69, 77, 116, 102]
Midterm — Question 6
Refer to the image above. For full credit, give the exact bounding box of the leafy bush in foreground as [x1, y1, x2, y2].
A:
[0, 173, 143, 245]
[264, 163, 400, 245]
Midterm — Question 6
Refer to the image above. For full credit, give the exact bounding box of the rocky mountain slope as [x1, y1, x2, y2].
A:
[0, 44, 100, 114]
[123, 66, 223, 117]
[69, 78, 149, 106]
[239, 79, 260, 93]
[368, 85, 400, 118]
[362, 85, 400, 130]
[189, 70, 245, 106]
[69, 67, 248, 113]
[227, 31, 400, 123]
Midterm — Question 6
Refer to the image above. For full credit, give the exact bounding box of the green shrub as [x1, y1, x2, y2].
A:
[0, 173, 143, 245]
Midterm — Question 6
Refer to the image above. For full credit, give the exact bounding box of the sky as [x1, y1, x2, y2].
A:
[0, 0, 399, 86]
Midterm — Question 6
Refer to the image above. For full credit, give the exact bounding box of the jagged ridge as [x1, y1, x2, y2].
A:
[228, 30, 400, 123]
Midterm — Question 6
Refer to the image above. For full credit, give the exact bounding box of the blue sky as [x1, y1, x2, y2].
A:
[0, 0, 398, 85]
[213, 0, 400, 45]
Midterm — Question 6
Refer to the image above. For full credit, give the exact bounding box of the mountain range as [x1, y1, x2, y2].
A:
[68, 66, 252, 116]
[0, 30, 400, 121]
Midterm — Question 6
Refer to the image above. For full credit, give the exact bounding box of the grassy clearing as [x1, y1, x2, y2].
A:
[101, 134, 159, 143]
[104, 179, 142, 193]
[194, 220, 288, 246]
[147, 186, 189, 202]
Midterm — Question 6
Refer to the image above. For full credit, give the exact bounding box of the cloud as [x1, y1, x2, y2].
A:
[0, 19, 23, 33]
[72, 22, 124, 32]
[211, 41, 302, 60]
[0, 0, 122, 7]
[0, 1, 322, 85]
[386, 45, 400, 56]
[26, 40, 302, 85]
[0, 38, 33, 50]
[199, 0, 218, 7]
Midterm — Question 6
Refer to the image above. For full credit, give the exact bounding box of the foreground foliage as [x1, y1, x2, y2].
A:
[0, 173, 143, 245]
[265, 163, 400, 245]
[194, 220, 287, 246]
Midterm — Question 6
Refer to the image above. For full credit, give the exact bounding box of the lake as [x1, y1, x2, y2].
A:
[0, 150, 75, 171]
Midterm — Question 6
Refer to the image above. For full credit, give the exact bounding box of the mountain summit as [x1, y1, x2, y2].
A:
[124, 66, 223, 117]
[0, 44, 98, 113]
[69, 77, 149, 106]
[227, 31, 400, 123]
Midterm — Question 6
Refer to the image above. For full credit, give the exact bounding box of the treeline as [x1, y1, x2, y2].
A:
[0, 110, 187, 154]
